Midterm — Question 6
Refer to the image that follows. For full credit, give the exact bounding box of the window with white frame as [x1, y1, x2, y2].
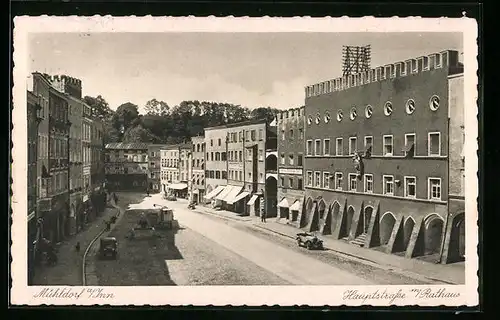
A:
[323, 172, 330, 189]
[336, 138, 343, 156]
[428, 132, 441, 156]
[349, 174, 358, 191]
[314, 171, 321, 188]
[324, 139, 330, 155]
[349, 137, 357, 155]
[288, 154, 294, 165]
[289, 177, 294, 188]
[280, 153, 285, 165]
[335, 172, 343, 190]
[307, 171, 313, 186]
[280, 177, 285, 187]
[364, 174, 373, 193]
[404, 176, 416, 198]
[306, 140, 313, 156]
[405, 133, 416, 156]
[428, 178, 442, 200]
[315, 139, 321, 156]
[383, 135, 393, 156]
[383, 175, 394, 195]
[364, 136, 373, 151]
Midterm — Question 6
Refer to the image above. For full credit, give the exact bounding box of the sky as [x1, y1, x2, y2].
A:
[27, 32, 463, 113]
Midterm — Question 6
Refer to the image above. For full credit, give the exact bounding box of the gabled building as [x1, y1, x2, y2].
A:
[104, 142, 149, 192]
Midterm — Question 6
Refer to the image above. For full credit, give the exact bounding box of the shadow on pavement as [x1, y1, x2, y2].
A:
[94, 209, 184, 285]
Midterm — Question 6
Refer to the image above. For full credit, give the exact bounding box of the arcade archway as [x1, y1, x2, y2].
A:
[424, 213, 445, 255]
[403, 217, 416, 250]
[265, 176, 277, 218]
[380, 212, 396, 245]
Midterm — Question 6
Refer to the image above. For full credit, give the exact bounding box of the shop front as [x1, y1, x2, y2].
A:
[167, 183, 188, 199]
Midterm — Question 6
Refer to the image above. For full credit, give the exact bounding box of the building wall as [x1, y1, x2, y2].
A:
[204, 127, 229, 193]
[190, 136, 206, 202]
[27, 91, 39, 219]
[448, 74, 465, 198]
[148, 144, 167, 192]
[67, 96, 83, 235]
[160, 146, 180, 192]
[277, 106, 306, 222]
[104, 145, 148, 191]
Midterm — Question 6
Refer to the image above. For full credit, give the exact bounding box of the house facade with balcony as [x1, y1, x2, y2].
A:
[302, 49, 465, 264]
[276, 106, 306, 226]
[104, 142, 149, 192]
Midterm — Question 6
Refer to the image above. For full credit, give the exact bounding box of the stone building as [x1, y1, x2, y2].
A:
[203, 119, 278, 217]
[190, 136, 206, 204]
[90, 118, 106, 214]
[160, 144, 188, 198]
[276, 106, 306, 226]
[66, 95, 83, 236]
[104, 142, 149, 192]
[179, 143, 193, 200]
[147, 144, 168, 193]
[81, 103, 93, 227]
[27, 90, 40, 284]
[303, 49, 465, 264]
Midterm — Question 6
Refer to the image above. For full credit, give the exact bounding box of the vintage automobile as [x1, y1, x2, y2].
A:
[296, 232, 324, 250]
[99, 237, 118, 259]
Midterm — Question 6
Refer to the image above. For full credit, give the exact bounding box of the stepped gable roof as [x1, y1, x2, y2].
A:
[105, 142, 149, 150]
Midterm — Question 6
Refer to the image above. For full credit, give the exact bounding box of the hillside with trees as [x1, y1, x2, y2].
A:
[83, 96, 281, 144]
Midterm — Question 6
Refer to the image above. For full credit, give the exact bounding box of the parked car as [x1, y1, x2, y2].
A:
[296, 232, 324, 250]
[99, 237, 118, 259]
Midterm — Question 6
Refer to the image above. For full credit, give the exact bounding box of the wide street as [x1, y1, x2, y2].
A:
[92, 193, 427, 286]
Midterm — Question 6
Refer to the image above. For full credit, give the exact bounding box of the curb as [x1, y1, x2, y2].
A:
[198, 208, 459, 285]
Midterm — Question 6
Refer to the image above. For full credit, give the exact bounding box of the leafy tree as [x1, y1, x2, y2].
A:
[112, 102, 140, 136]
[144, 99, 170, 116]
[83, 95, 114, 120]
[250, 107, 280, 123]
[122, 124, 160, 143]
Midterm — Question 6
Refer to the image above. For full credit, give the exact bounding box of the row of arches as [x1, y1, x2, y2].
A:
[302, 197, 465, 261]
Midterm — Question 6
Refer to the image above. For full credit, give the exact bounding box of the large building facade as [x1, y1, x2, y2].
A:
[81, 103, 93, 226]
[276, 106, 306, 226]
[190, 136, 206, 203]
[147, 144, 167, 193]
[302, 50, 465, 264]
[67, 95, 83, 236]
[90, 119, 106, 214]
[104, 143, 149, 192]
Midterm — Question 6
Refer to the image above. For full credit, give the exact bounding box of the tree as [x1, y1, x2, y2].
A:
[113, 102, 141, 135]
[144, 99, 170, 116]
[250, 107, 280, 123]
[122, 124, 160, 143]
[83, 95, 114, 120]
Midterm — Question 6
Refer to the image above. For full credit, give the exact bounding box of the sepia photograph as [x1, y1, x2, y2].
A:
[11, 16, 478, 306]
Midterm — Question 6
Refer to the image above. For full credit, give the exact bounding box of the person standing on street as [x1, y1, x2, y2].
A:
[260, 190, 266, 223]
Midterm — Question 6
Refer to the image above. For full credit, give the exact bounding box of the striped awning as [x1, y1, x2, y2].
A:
[221, 186, 243, 203]
[226, 191, 249, 205]
[215, 185, 232, 201]
[204, 185, 225, 200]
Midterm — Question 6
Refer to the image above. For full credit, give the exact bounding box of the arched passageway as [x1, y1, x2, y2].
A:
[448, 212, 465, 262]
[265, 176, 277, 218]
[265, 154, 277, 172]
[403, 217, 415, 250]
[301, 197, 314, 228]
[380, 212, 396, 245]
[318, 200, 326, 219]
[424, 214, 444, 255]
[340, 206, 355, 238]
[331, 201, 341, 233]
[362, 206, 373, 234]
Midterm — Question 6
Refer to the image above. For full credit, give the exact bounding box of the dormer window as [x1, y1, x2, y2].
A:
[411, 60, 418, 73]
[423, 56, 430, 70]
[429, 95, 440, 111]
[365, 105, 373, 119]
[401, 62, 407, 76]
[350, 107, 358, 120]
[405, 99, 416, 115]
[381, 67, 386, 80]
[315, 113, 321, 124]
[384, 101, 393, 116]
[337, 110, 344, 122]
[390, 65, 396, 78]
[307, 115, 313, 125]
[324, 112, 331, 123]
[435, 53, 442, 68]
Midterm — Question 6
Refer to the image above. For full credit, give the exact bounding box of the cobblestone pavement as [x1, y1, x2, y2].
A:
[94, 208, 289, 286]
[32, 192, 146, 285]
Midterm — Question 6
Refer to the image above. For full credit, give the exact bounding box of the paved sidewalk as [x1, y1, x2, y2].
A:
[32, 193, 143, 285]
[195, 204, 465, 285]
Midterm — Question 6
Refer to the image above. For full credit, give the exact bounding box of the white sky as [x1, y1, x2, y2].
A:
[28, 32, 462, 113]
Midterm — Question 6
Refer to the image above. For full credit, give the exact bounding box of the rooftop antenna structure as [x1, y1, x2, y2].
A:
[342, 45, 371, 76]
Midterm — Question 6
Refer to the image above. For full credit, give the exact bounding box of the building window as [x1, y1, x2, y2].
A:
[215, 171, 221, 179]
[383, 135, 393, 156]
[306, 171, 313, 187]
[323, 172, 330, 189]
[289, 178, 294, 188]
[405, 99, 416, 115]
[259, 129, 263, 141]
[297, 154, 303, 166]
[337, 110, 344, 122]
[428, 178, 442, 200]
[349, 174, 357, 191]
[281, 130, 285, 140]
[251, 130, 256, 141]
[429, 95, 440, 111]
[218, 138, 221, 146]
[299, 128, 304, 139]
[350, 107, 357, 120]
[364, 136, 373, 151]
[323, 139, 330, 155]
[314, 171, 321, 188]
[298, 178, 303, 190]
[258, 149, 264, 161]
[423, 56, 429, 70]
[288, 154, 294, 165]
[239, 151, 242, 162]
[383, 101, 393, 116]
[315, 113, 321, 125]
[280, 153, 285, 165]
[210, 139, 213, 146]
[349, 137, 357, 155]
[280, 177, 285, 187]
[315, 139, 321, 156]
[405, 133, 416, 156]
[335, 172, 343, 190]
[289, 129, 294, 140]
[307, 115, 313, 125]
[404, 176, 416, 198]
[306, 140, 313, 156]
[365, 105, 373, 119]
[210, 152, 214, 161]
[401, 62, 407, 76]
[245, 131, 250, 141]
[383, 175, 394, 195]
[364, 174, 373, 193]
[324, 112, 331, 123]
[336, 138, 343, 156]
[428, 132, 441, 156]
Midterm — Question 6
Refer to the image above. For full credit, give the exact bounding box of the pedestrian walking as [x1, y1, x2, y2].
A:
[261, 210, 267, 223]
[75, 241, 81, 253]
[259, 190, 266, 223]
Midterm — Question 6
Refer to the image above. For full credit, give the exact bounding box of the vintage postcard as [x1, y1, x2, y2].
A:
[11, 16, 479, 306]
